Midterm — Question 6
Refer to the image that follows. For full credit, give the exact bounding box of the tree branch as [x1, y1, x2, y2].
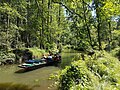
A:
[52, 0, 83, 19]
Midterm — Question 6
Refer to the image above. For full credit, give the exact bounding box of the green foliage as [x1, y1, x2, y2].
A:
[112, 30, 120, 48]
[28, 47, 46, 58]
[0, 51, 7, 61]
[0, 0, 119, 52]
[111, 47, 120, 60]
[0, 51, 15, 61]
[44, 43, 57, 51]
[53, 51, 120, 90]
[0, 3, 22, 18]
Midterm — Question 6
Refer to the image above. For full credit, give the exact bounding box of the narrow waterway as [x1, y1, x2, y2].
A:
[0, 52, 77, 90]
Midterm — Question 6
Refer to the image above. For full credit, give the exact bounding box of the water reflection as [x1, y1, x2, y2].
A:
[0, 52, 77, 90]
[60, 53, 77, 69]
[0, 65, 59, 90]
[0, 83, 32, 90]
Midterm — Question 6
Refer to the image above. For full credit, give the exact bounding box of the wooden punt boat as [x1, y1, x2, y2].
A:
[18, 54, 61, 70]
[18, 60, 47, 70]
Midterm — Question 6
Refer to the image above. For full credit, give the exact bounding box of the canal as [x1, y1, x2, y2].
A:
[0, 52, 78, 90]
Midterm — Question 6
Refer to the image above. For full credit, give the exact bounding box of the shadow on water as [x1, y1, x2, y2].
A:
[15, 63, 60, 73]
[15, 68, 28, 73]
[0, 65, 60, 90]
[0, 83, 32, 90]
[15, 65, 46, 73]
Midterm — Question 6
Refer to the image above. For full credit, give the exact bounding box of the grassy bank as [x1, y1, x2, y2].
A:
[52, 50, 120, 90]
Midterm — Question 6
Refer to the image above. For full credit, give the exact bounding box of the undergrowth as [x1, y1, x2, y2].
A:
[28, 47, 46, 58]
[50, 51, 120, 90]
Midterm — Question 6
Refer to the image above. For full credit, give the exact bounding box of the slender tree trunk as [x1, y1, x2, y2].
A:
[16, 15, 20, 48]
[108, 21, 112, 52]
[58, 3, 61, 26]
[97, 21, 102, 50]
[56, 2, 61, 49]
[26, 0, 30, 48]
[94, 0, 102, 50]
[49, 0, 52, 44]
[6, 14, 9, 52]
[47, 0, 50, 45]
[40, 0, 45, 49]
[82, 0, 93, 48]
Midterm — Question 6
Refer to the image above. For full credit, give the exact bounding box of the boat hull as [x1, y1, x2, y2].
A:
[17, 57, 61, 71]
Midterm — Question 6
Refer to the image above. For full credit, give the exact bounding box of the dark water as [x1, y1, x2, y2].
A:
[0, 53, 77, 90]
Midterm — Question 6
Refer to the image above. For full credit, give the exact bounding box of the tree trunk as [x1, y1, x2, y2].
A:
[82, 0, 93, 48]
[97, 21, 102, 50]
[108, 21, 112, 52]
[26, 0, 30, 48]
[94, 0, 102, 50]
[40, 0, 45, 49]
[6, 14, 9, 52]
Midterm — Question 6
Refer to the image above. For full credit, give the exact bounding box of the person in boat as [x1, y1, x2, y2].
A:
[54, 54, 59, 61]
[43, 54, 47, 59]
[47, 52, 53, 63]
[41, 54, 47, 62]
[54, 52, 61, 62]
[48, 54, 52, 59]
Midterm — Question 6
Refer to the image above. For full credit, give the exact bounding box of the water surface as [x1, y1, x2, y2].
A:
[0, 52, 77, 90]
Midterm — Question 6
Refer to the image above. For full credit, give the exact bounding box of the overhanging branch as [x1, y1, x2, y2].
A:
[52, 0, 83, 19]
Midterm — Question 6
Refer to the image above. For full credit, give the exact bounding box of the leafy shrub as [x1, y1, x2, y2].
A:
[45, 43, 57, 51]
[111, 47, 120, 60]
[0, 51, 15, 61]
[112, 30, 120, 49]
[28, 47, 46, 58]
[0, 51, 6, 60]
[53, 51, 120, 90]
